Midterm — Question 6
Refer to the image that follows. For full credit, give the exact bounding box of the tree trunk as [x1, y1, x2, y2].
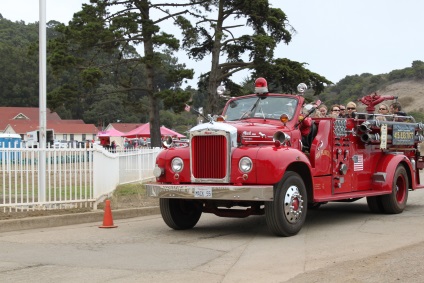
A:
[206, 0, 224, 116]
[142, 3, 162, 148]
[149, 94, 161, 148]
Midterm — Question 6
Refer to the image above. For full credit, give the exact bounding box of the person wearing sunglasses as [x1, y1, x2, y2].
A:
[329, 105, 341, 118]
[345, 101, 357, 118]
[376, 103, 389, 121]
[338, 105, 346, 118]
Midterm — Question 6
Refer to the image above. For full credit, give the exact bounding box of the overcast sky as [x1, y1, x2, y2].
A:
[1, 0, 423, 86]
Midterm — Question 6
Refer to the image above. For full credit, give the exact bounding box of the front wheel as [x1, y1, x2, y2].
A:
[160, 199, 202, 230]
[381, 165, 409, 214]
[265, 171, 307, 237]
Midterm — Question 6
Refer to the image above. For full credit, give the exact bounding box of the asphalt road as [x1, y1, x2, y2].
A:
[1, 189, 424, 282]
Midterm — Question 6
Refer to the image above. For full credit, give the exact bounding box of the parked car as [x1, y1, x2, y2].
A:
[53, 140, 67, 148]
[67, 140, 79, 148]
[77, 141, 86, 148]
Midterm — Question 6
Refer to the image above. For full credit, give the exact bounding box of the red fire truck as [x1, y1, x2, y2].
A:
[146, 78, 424, 236]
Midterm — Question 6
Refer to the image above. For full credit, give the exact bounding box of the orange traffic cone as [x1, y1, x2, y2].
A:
[99, 199, 117, 228]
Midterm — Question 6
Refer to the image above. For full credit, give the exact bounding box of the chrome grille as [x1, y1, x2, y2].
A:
[191, 135, 227, 179]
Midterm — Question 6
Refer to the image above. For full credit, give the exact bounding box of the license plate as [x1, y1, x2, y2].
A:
[194, 187, 212, 198]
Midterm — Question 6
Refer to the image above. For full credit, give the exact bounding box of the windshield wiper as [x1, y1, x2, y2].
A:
[240, 97, 261, 119]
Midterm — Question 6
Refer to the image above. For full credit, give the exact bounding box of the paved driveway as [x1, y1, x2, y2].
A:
[1, 188, 424, 282]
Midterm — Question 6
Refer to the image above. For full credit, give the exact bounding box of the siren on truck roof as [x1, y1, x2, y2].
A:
[254, 77, 268, 95]
[254, 78, 307, 97]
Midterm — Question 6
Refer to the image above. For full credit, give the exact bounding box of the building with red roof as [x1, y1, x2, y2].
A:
[0, 107, 98, 142]
[105, 123, 144, 133]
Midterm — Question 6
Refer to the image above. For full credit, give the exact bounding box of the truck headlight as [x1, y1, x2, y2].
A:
[171, 157, 184, 173]
[153, 165, 164, 177]
[239, 157, 253, 173]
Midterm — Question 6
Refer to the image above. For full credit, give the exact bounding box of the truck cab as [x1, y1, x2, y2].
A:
[147, 78, 424, 236]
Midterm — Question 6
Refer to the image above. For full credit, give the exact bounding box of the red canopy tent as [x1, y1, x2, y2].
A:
[121, 123, 150, 138]
[122, 123, 185, 138]
[97, 128, 124, 146]
[159, 126, 185, 138]
[97, 128, 124, 137]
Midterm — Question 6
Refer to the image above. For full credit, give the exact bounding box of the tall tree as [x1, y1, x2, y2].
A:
[49, 1, 197, 147]
[0, 18, 39, 106]
[177, 0, 331, 114]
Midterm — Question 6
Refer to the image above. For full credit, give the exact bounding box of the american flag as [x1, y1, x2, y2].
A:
[353, 155, 363, 171]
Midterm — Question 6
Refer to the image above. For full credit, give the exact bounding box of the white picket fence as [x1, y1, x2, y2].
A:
[0, 144, 161, 212]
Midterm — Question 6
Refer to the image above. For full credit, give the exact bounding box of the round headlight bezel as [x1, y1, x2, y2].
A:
[153, 165, 164, 177]
[171, 157, 184, 173]
[239, 157, 253, 173]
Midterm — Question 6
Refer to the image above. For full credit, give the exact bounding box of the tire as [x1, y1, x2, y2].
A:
[265, 171, 308, 237]
[308, 202, 322, 210]
[381, 165, 409, 214]
[366, 196, 385, 213]
[160, 199, 202, 230]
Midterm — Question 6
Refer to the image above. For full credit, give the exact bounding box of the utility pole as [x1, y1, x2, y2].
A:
[38, 0, 47, 204]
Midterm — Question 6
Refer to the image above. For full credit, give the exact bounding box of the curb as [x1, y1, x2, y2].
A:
[0, 206, 160, 233]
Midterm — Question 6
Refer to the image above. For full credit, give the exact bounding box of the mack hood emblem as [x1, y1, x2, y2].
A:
[190, 122, 238, 147]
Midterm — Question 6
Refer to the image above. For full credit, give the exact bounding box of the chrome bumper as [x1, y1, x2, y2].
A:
[146, 184, 274, 201]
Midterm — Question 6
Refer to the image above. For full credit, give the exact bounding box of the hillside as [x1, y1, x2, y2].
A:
[377, 80, 424, 113]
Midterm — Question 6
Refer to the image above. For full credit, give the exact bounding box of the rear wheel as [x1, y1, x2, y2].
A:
[160, 199, 202, 230]
[265, 171, 307, 237]
[366, 196, 385, 213]
[381, 165, 409, 214]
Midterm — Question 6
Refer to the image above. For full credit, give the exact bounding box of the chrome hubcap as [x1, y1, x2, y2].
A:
[284, 185, 304, 223]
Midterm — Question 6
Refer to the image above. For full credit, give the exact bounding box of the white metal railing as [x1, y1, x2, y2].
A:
[0, 143, 161, 212]
[118, 147, 160, 184]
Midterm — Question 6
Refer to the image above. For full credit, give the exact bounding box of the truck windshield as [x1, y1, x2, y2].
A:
[224, 96, 298, 121]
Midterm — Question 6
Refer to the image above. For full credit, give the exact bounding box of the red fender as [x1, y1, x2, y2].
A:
[254, 146, 312, 184]
[373, 153, 413, 192]
[155, 148, 191, 183]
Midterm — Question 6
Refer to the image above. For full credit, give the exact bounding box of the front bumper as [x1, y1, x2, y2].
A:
[146, 184, 274, 201]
